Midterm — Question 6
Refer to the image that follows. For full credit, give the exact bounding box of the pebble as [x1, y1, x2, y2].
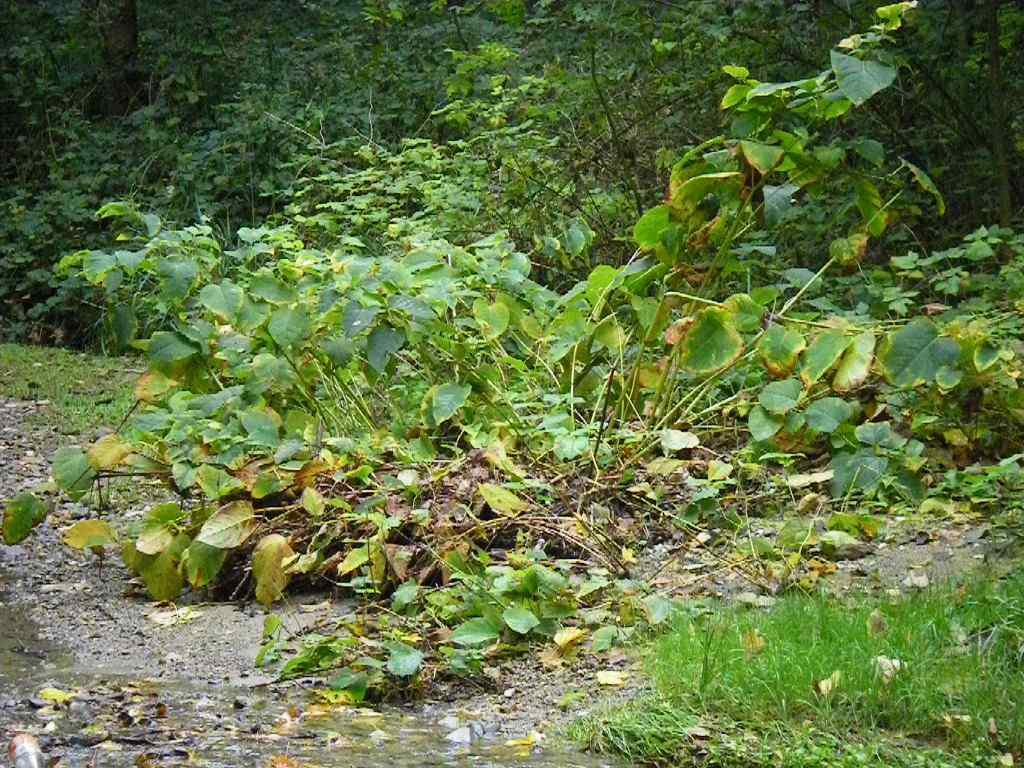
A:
[445, 721, 485, 745]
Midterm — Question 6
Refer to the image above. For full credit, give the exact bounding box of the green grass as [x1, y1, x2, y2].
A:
[0, 344, 137, 435]
[571, 575, 1024, 766]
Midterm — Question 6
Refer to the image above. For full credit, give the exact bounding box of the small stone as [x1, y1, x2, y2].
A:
[438, 714, 460, 730]
[503, 688, 516, 698]
[446, 726, 474, 745]
[67, 700, 91, 720]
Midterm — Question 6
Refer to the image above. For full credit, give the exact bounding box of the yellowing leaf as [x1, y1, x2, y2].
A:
[816, 670, 841, 697]
[596, 670, 628, 687]
[253, 534, 295, 606]
[742, 629, 767, 657]
[338, 545, 369, 576]
[39, 687, 77, 705]
[553, 627, 588, 652]
[478, 483, 530, 516]
[64, 519, 117, 550]
[87, 433, 132, 470]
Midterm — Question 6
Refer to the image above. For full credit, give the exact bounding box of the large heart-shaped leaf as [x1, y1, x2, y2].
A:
[830, 50, 896, 105]
[472, 299, 510, 341]
[196, 501, 256, 549]
[451, 616, 503, 646]
[385, 641, 425, 678]
[53, 446, 96, 501]
[831, 450, 889, 496]
[64, 519, 117, 550]
[366, 326, 405, 373]
[678, 308, 744, 374]
[3, 493, 48, 545]
[432, 383, 471, 424]
[503, 606, 540, 635]
[148, 331, 197, 364]
[758, 378, 803, 415]
[758, 326, 806, 378]
[878, 319, 960, 387]
[800, 329, 851, 385]
[268, 306, 310, 348]
[833, 331, 876, 391]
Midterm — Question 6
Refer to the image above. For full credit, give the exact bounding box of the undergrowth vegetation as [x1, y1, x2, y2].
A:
[2, 0, 1024, 728]
[572, 574, 1024, 765]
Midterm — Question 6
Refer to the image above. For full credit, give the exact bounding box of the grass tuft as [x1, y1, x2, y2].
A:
[652, 575, 1024, 749]
[0, 344, 136, 435]
[572, 575, 1024, 766]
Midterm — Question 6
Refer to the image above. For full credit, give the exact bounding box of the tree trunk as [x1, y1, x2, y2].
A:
[986, 0, 1012, 227]
[84, 0, 139, 115]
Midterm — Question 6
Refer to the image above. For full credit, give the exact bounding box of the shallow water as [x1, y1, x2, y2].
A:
[0, 601, 617, 768]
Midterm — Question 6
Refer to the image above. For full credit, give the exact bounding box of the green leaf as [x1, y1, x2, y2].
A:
[250, 274, 297, 304]
[135, 533, 189, 601]
[148, 331, 197, 364]
[800, 329, 851, 385]
[64, 519, 117, 550]
[831, 450, 889, 496]
[472, 299, 510, 341]
[392, 581, 419, 612]
[451, 616, 503, 646]
[904, 160, 945, 216]
[478, 483, 530, 516]
[678, 308, 744, 375]
[136, 503, 184, 555]
[268, 306, 310, 348]
[195, 464, 245, 500]
[878, 319, 961, 387]
[854, 180, 887, 237]
[643, 594, 675, 625]
[366, 326, 405, 373]
[3, 493, 48, 545]
[503, 605, 540, 634]
[758, 378, 803, 415]
[432, 383, 471, 424]
[758, 326, 806, 377]
[749, 405, 783, 442]
[833, 331, 876, 392]
[241, 409, 280, 448]
[804, 398, 857, 433]
[554, 432, 589, 460]
[328, 668, 369, 702]
[591, 626, 619, 652]
[337, 545, 369, 576]
[53, 446, 96, 501]
[764, 184, 798, 227]
[739, 140, 784, 174]
[385, 641, 425, 677]
[634, 205, 672, 250]
[342, 303, 380, 337]
[585, 265, 621, 310]
[855, 421, 907, 449]
[253, 534, 295, 606]
[198, 280, 244, 321]
[181, 540, 227, 588]
[723, 293, 764, 333]
[830, 50, 896, 106]
[195, 501, 256, 548]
